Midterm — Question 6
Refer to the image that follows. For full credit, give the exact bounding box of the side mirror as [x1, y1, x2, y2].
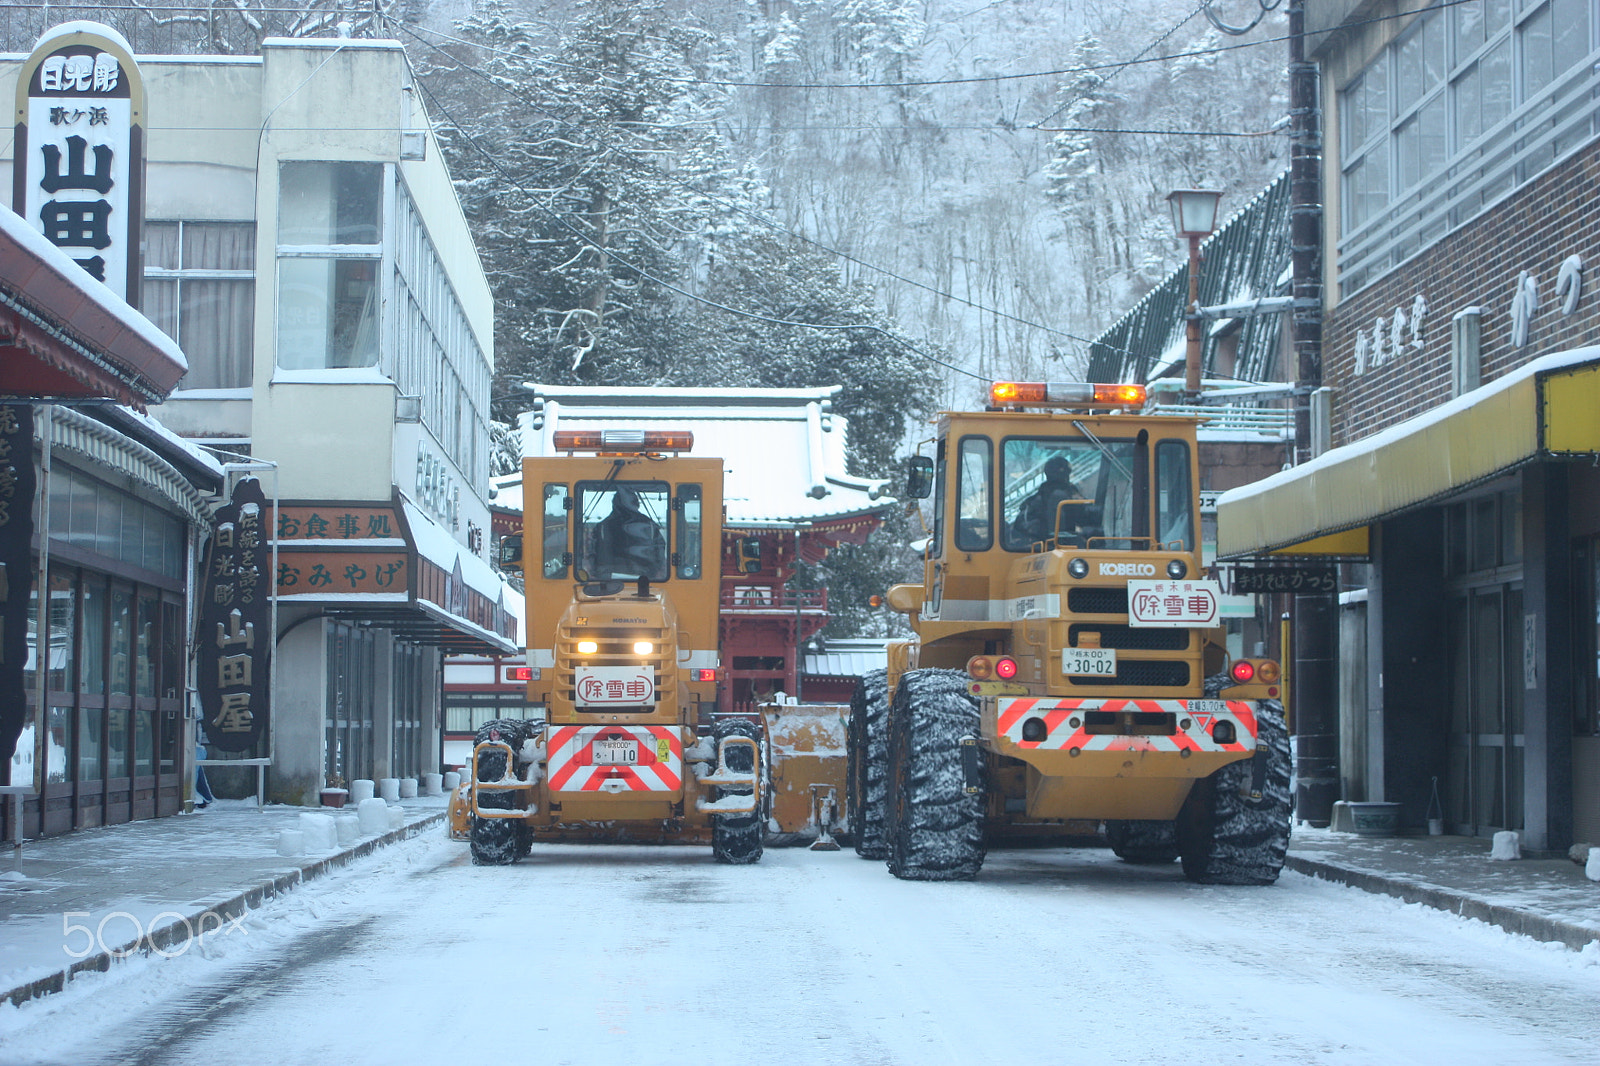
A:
[906, 455, 934, 500]
[496, 534, 523, 571]
[737, 536, 763, 574]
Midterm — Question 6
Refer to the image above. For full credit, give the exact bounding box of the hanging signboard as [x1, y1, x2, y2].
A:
[1230, 566, 1337, 595]
[0, 406, 36, 764]
[13, 23, 145, 306]
[197, 477, 271, 753]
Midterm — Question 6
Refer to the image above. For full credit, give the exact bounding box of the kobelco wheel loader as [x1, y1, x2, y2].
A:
[463, 429, 765, 865]
[848, 381, 1291, 884]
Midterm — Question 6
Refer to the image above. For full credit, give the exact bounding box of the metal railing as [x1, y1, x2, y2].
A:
[720, 586, 827, 612]
[1147, 403, 1292, 436]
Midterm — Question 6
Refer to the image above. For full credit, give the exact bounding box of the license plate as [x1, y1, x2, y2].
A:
[1062, 647, 1117, 676]
[593, 739, 639, 765]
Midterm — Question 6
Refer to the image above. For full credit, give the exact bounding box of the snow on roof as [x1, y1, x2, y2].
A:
[488, 472, 523, 514]
[1217, 345, 1600, 510]
[802, 638, 889, 678]
[0, 206, 187, 376]
[517, 385, 896, 526]
[401, 499, 514, 609]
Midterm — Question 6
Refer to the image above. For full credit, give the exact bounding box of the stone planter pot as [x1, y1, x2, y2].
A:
[319, 788, 349, 809]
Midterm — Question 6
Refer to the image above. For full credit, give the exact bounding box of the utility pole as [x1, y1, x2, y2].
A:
[1287, 0, 1339, 826]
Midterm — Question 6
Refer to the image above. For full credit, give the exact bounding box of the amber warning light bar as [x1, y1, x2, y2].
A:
[552, 429, 694, 453]
[990, 382, 1147, 409]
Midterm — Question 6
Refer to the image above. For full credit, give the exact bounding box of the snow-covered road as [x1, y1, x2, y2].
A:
[3, 833, 1597, 1065]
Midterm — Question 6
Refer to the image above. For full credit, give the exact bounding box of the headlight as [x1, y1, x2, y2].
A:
[577, 640, 598, 654]
[1068, 558, 1089, 579]
[1166, 559, 1188, 579]
[633, 640, 654, 656]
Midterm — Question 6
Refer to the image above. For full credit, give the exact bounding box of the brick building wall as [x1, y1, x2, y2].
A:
[1325, 140, 1600, 447]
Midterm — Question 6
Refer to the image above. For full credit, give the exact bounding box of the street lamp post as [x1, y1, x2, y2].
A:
[1167, 189, 1223, 402]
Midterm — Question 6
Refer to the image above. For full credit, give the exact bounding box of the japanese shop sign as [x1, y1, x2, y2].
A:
[198, 478, 271, 753]
[275, 505, 400, 541]
[1231, 566, 1337, 595]
[275, 552, 409, 596]
[575, 666, 656, 707]
[0, 406, 36, 766]
[1127, 579, 1221, 628]
[14, 23, 144, 305]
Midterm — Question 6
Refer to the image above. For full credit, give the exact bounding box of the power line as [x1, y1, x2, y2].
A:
[400, 24, 1121, 362]
[410, 78, 990, 386]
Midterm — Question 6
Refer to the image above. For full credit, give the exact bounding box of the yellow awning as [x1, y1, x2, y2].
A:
[1217, 349, 1600, 559]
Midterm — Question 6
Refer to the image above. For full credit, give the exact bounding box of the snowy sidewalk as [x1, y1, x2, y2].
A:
[0, 797, 447, 1008]
[1287, 827, 1600, 951]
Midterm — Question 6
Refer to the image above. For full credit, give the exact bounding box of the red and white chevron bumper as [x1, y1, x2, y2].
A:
[996, 697, 1257, 754]
[546, 725, 684, 793]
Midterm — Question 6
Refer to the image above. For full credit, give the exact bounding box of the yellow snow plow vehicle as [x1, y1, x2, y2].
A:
[462, 429, 765, 864]
[849, 381, 1290, 884]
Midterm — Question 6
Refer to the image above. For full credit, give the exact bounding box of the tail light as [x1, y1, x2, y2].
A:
[994, 657, 1019, 680]
[1256, 660, 1281, 683]
[966, 656, 994, 680]
[692, 668, 718, 682]
[1230, 660, 1256, 683]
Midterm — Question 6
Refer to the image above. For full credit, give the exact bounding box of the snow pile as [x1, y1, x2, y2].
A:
[298, 814, 337, 853]
[356, 798, 388, 836]
[350, 780, 375, 803]
[1587, 849, 1600, 883]
[275, 830, 305, 858]
[1490, 831, 1521, 861]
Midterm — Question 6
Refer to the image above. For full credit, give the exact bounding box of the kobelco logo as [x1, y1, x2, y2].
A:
[1100, 562, 1157, 577]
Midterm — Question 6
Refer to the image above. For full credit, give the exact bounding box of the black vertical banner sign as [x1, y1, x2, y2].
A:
[198, 477, 271, 753]
[0, 405, 37, 765]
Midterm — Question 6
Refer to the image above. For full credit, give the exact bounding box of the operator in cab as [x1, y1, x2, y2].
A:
[1011, 455, 1093, 547]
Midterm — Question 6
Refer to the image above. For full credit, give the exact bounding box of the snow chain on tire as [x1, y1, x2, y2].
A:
[1177, 699, 1292, 885]
[847, 668, 890, 860]
[885, 668, 986, 882]
[469, 718, 530, 866]
[711, 718, 764, 865]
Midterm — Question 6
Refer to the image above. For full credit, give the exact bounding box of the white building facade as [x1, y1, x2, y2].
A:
[3, 36, 517, 805]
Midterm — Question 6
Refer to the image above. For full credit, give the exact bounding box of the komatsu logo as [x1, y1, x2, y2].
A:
[1100, 562, 1157, 577]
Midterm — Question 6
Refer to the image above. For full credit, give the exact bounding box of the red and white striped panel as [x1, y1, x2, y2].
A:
[546, 725, 683, 793]
[996, 697, 1257, 754]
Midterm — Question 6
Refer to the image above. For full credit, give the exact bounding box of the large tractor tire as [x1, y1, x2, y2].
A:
[1177, 700, 1292, 885]
[885, 668, 985, 882]
[711, 718, 765, 865]
[1105, 819, 1180, 864]
[469, 718, 530, 866]
[847, 668, 890, 860]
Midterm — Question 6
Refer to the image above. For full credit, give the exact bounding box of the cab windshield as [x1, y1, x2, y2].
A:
[1000, 437, 1140, 551]
[574, 480, 670, 582]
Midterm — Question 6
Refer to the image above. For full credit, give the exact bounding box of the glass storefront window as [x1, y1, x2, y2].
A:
[134, 709, 154, 777]
[78, 705, 101, 781]
[136, 595, 158, 698]
[110, 588, 132, 697]
[47, 571, 74, 692]
[46, 705, 69, 783]
[82, 579, 105, 695]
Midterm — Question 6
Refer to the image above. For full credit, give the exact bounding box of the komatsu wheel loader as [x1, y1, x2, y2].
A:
[462, 429, 764, 865]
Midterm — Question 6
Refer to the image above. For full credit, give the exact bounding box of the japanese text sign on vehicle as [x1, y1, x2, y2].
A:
[15, 23, 144, 304]
[575, 666, 655, 707]
[198, 478, 272, 752]
[1127, 579, 1221, 628]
